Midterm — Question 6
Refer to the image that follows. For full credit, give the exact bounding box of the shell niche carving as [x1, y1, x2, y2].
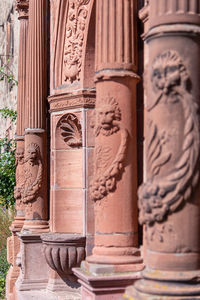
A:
[60, 114, 82, 147]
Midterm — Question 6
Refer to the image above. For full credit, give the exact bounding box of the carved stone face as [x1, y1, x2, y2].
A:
[152, 64, 181, 95]
[151, 50, 187, 96]
[26, 144, 40, 165]
[16, 148, 24, 165]
[93, 97, 121, 136]
[98, 105, 115, 130]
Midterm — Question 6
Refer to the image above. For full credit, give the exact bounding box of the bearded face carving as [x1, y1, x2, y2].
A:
[148, 50, 190, 110]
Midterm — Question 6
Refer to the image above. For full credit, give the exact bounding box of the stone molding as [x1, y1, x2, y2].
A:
[48, 90, 96, 112]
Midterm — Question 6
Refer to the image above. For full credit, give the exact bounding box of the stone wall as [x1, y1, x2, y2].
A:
[0, 0, 19, 139]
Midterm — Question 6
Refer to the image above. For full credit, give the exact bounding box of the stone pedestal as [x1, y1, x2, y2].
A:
[15, 233, 49, 291]
[74, 266, 140, 300]
[125, 0, 200, 299]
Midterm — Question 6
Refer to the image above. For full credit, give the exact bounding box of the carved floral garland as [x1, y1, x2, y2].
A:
[90, 96, 128, 202]
[139, 50, 200, 225]
[91, 128, 128, 201]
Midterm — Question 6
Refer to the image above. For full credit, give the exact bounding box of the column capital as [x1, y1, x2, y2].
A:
[16, 0, 29, 20]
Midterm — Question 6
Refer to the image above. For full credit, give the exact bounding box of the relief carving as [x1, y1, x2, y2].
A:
[21, 143, 43, 204]
[14, 148, 25, 209]
[16, 0, 29, 18]
[139, 50, 200, 225]
[63, 0, 90, 83]
[91, 96, 121, 137]
[90, 96, 128, 201]
[60, 113, 82, 147]
[146, 224, 173, 243]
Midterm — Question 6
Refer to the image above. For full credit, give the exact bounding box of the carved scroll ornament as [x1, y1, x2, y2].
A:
[90, 97, 128, 201]
[63, 0, 90, 83]
[139, 50, 199, 225]
[60, 113, 82, 147]
[21, 143, 43, 204]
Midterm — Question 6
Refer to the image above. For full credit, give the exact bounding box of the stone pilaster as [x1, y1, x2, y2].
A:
[125, 0, 200, 299]
[6, 2, 29, 299]
[22, 0, 48, 232]
[74, 1, 143, 298]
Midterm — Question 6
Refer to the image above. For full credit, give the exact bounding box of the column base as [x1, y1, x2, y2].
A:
[73, 265, 141, 300]
[15, 232, 49, 291]
[124, 268, 200, 299]
[22, 220, 49, 232]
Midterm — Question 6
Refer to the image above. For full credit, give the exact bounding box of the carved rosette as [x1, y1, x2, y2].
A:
[16, 0, 29, 19]
[90, 96, 128, 201]
[41, 234, 86, 277]
[63, 0, 90, 83]
[138, 50, 200, 226]
[60, 113, 82, 147]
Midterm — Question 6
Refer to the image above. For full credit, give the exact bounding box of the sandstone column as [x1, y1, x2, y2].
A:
[125, 0, 200, 299]
[74, 1, 143, 298]
[14, 0, 49, 293]
[22, 0, 48, 232]
[6, 1, 29, 299]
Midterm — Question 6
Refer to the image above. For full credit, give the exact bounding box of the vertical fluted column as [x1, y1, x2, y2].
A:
[6, 2, 29, 299]
[14, 0, 29, 221]
[22, 0, 48, 232]
[125, 0, 200, 299]
[86, 0, 142, 271]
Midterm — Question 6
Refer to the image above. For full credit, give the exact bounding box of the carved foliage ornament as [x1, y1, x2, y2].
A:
[139, 50, 199, 225]
[90, 96, 128, 201]
[63, 0, 90, 83]
[60, 113, 82, 147]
